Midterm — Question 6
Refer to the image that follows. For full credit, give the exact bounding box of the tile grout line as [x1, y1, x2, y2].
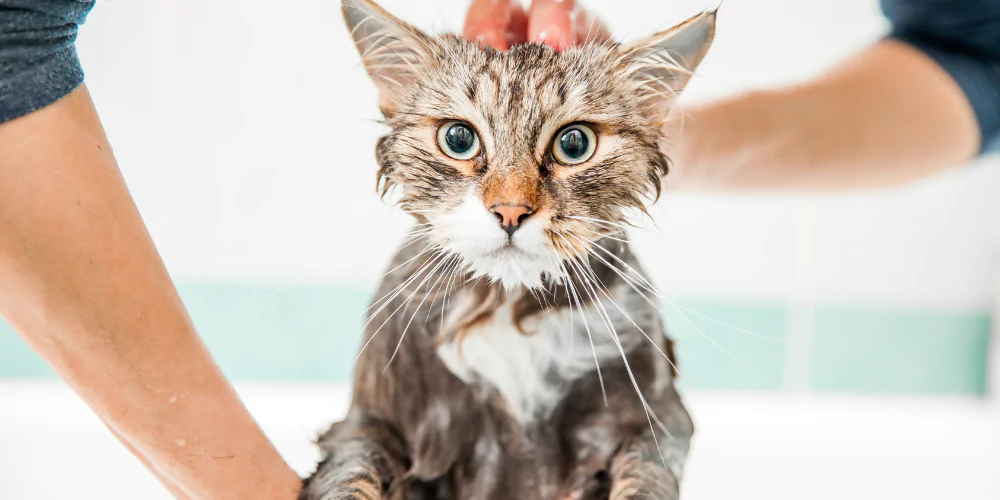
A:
[783, 204, 817, 392]
[989, 253, 1000, 410]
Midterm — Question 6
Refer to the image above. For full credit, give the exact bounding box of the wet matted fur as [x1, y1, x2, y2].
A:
[301, 1, 716, 499]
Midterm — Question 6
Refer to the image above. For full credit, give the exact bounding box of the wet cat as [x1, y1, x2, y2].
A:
[301, 1, 716, 498]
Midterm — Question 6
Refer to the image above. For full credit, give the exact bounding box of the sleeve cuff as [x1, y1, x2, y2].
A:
[0, 44, 84, 123]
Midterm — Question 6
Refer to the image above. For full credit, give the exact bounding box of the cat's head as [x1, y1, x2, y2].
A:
[343, 0, 715, 289]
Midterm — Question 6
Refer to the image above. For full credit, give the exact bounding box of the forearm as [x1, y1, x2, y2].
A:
[673, 40, 979, 191]
[0, 86, 300, 499]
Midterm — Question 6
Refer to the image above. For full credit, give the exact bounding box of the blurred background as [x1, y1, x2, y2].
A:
[1, 0, 998, 498]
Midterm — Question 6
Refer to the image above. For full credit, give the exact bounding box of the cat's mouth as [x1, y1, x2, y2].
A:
[488, 242, 528, 257]
[448, 228, 561, 290]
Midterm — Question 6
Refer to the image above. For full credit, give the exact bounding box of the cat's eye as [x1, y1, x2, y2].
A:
[437, 121, 481, 160]
[552, 124, 597, 165]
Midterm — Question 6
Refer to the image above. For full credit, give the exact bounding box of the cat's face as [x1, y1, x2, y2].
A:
[344, 0, 714, 289]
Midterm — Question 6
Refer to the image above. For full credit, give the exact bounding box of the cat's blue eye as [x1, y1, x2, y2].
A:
[552, 124, 597, 165]
[437, 121, 480, 160]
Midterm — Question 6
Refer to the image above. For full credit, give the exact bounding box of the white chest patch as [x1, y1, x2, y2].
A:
[436, 289, 623, 423]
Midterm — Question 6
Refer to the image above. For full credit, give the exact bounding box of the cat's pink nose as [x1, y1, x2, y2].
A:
[490, 204, 534, 236]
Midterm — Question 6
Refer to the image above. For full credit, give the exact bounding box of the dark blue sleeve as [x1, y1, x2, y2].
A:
[882, 0, 1000, 153]
[0, 0, 95, 124]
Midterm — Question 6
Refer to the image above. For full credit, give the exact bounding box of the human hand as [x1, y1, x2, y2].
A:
[463, 0, 610, 52]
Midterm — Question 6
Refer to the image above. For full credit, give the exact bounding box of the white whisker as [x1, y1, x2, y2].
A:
[437, 256, 466, 334]
[567, 233, 685, 380]
[581, 238, 772, 379]
[565, 215, 631, 231]
[353, 250, 451, 367]
[290, 242, 439, 376]
[384, 254, 458, 371]
[562, 248, 671, 469]
[553, 239, 608, 406]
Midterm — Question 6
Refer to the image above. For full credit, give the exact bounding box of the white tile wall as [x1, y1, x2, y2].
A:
[77, 0, 1000, 313]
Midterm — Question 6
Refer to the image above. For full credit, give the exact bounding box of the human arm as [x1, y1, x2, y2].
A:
[672, 39, 981, 191]
[0, 3, 300, 498]
[0, 82, 302, 500]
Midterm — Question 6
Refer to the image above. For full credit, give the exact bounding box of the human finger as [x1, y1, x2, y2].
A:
[527, 0, 576, 52]
[464, 0, 515, 50]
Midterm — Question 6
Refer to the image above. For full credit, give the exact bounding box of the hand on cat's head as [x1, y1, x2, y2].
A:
[463, 0, 609, 52]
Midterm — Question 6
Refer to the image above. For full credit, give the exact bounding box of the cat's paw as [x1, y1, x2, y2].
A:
[561, 469, 611, 500]
[608, 482, 678, 500]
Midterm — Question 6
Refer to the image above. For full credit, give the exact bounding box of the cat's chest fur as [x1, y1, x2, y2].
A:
[436, 288, 623, 423]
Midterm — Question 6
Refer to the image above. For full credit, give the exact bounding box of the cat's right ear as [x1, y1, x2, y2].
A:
[342, 0, 433, 115]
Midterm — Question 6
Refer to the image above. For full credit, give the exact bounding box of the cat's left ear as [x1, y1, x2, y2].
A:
[342, 0, 433, 115]
[623, 10, 717, 120]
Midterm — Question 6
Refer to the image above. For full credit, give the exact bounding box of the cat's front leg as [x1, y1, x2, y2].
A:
[607, 438, 682, 500]
[300, 414, 408, 500]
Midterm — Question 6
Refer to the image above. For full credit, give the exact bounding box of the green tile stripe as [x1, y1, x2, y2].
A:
[0, 282, 990, 394]
[663, 300, 787, 391]
[810, 308, 990, 394]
